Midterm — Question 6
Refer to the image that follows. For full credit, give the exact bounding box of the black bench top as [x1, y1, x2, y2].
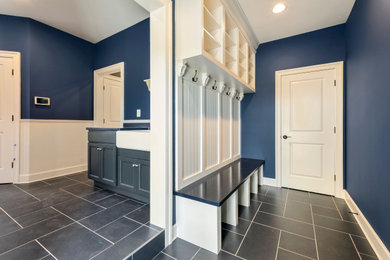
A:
[174, 158, 265, 206]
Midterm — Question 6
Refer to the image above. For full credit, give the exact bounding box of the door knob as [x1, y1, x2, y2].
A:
[282, 135, 291, 139]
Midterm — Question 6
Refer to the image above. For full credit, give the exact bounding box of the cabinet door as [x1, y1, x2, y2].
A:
[135, 159, 150, 197]
[117, 156, 138, 192]
[101, 144, 117, 186]
[88, 144, 102, 181]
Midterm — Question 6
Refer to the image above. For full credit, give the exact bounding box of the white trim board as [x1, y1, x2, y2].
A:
[0, 51, 21, 184]
[344, 190, 390, 260]
[93, 62, 125, 127]
[123, 119, 150, 123]
[275, 61, 344, 198]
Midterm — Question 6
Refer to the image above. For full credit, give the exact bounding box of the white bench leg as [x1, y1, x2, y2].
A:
[222, 191, 238, 226]
[176, 196, 221, 254]
[238, 178, 250, 207]
[251, 170, 259, 194]
[258, 165, 263, 185]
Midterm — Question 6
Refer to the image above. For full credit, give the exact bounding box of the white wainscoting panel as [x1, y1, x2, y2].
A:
[205, 88, 219, 169]
[221, 94, 232, 162]
[232, 99, 240, 157]
[182, 79, 202, 180]
[176, 69, 242, 189]
[19, 119, 92, 183]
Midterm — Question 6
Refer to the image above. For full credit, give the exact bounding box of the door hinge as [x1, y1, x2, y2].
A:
[334, 174, 336, 182]
[12, 69, 14, 76]
[103, 85, 105, 91]
[103, 119, 106, 124]
[11, 161, 14, 168]
[334, 80, 336, 86]
[12, 115, 14, 122]
[334, 126, 336, 134]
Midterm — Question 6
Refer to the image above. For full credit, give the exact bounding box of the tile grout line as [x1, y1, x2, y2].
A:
[332, 196, 344, 220]
[0, 221, 74, 257]
[278, 247, 316, 260]
[282, 188, 289, 217]
[35, 239, 58, 260]
[310, 204, 320, 260]
[274, 230, 282, 260]
[313, 212, 357, 224]
[313, 223, 366, 238]
[92, 203, 146, 232]
[250, 220, 315, 241]
[59, 188, 107, 210]
[349, 234, 363, 260]
[50, 207, 115, 245]
[220, 249, 246, 260]
[0, 207, 23, 228]
[158, 251, 177, 260]
[234, 201, 262, 256]
[257, 209, 314, 225]
[13, 185, 42, 201]
[359, 252, 378, 259]
[90, 225, 145, 259]
[190, 247, 201, 260]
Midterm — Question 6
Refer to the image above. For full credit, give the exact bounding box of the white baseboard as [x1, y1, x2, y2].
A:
[344, 190, 390, 260]
[261, 177, 277, 187]
[18, 164, 87, 183]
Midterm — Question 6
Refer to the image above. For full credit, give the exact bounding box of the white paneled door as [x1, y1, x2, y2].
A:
[0, 57, 16, 183]
[103, 76, 121, 128]
[280, 68, 336, 195]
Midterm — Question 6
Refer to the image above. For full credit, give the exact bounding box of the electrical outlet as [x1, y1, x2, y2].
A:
[137, 109, 141, 118]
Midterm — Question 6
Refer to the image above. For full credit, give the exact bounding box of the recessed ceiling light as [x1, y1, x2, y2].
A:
[272, 3, 286, 14]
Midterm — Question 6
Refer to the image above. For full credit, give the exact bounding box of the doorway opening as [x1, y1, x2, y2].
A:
[94, 62, 124, 128]
[275, 61, 344, 198]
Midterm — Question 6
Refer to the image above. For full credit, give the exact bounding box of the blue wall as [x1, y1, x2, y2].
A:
[241, 24, 346, 178]
[0, 14, 150, 120]
[345, 0, 390, 249]
[29, 20, 94, 120]
[94, 19, 150, 120]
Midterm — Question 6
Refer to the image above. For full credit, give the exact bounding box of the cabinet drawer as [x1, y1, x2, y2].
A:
[88, 131, 116, 144]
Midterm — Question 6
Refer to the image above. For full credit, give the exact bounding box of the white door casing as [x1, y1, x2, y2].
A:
[93, 62, 124, 127]
[276, 62, 343, 197]
[0, 52, 20, 183]
[103, 76, 121, 128]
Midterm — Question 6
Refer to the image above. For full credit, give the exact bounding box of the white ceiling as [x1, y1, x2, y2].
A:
[0, 0, 149, 43]
[237, 0, 355, 44]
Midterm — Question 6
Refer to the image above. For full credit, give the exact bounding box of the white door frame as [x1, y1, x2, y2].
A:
[275, 61, 344, 198]
[0, 51, 21, 183]
[93, 62, 125, 127]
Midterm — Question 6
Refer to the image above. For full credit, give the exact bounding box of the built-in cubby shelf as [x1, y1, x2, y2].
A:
[176, 0, 256, 93]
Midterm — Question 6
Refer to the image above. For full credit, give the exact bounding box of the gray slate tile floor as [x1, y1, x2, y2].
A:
[156, 185, 378, 260]
[0, 172, 163, 260]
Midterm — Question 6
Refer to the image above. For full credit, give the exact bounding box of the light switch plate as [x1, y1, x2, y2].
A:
[137, 109, 141, 118]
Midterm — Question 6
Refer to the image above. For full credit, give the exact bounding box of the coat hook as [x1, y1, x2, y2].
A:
[192, 70, 198, 82]
[212, 80, 217, 90]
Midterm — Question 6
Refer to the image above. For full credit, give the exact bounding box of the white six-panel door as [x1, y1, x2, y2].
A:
[0, 57, 16, 183]
[103, 76, 121, 128]
[280, 68, 337, 195]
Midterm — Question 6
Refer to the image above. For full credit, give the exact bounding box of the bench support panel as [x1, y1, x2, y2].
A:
[221, 190, 238, 226]
[251, 170, 259, 194]
[176, 196, 221, 254]
[238, 178, 250, 207]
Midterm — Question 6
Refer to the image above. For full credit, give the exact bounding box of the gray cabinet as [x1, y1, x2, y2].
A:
[87, 130, 150, 203]
[88, 143, 117, 186]
[117, 149, 150, 202]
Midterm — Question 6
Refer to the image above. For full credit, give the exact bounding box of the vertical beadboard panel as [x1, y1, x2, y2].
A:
[204, 89, 219, 169]
[182, 79, 202, 180]
[232, 99, 240, 156]
[221, 93, 232, 162]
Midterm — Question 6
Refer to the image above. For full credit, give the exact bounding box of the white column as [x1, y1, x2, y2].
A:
[176, 196, 221, 254]
[221, 191, 238, 226]
[251, 170, 258, 194]
[238, 178, 250, 207]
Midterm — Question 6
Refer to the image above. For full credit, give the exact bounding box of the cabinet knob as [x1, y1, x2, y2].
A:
[97, 148, 103, 151]
[132, 164, 140, 168]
